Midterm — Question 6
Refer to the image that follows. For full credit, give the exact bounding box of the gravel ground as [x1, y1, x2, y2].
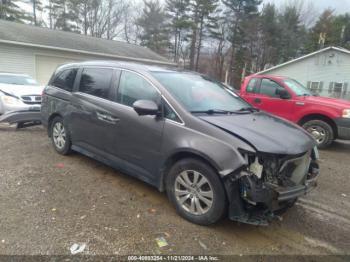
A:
[0, 125, 349, 258]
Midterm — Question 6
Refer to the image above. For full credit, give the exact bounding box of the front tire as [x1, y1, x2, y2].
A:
[165, 158, 226, 225]
[302, 119, 334, 149]
[50, 116, 71, 155]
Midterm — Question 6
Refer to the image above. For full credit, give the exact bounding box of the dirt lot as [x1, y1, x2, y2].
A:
[0, 125, 349, 257]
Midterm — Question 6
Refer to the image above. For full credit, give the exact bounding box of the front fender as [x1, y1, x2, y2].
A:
[161, 121, 250, 178]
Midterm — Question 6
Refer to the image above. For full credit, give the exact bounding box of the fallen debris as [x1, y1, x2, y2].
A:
[148, 208, 157, 214]
[155, 237, 168, 248]
[56, 163, 65, 168]
[70, 243, 86, 255]
[198, 240, 208, 250]
[341, 193, 347, 197]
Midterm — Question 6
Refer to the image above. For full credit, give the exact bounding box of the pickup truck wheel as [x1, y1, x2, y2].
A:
[165, 158, 226, 225]
[50, 117, 71, 155]
[302, 120, 334, 149]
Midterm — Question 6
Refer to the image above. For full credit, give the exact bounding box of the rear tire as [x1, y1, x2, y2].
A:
[50, 116, 71, 155]
[165, 158, 227, 225]
[302, 119, 334, 149]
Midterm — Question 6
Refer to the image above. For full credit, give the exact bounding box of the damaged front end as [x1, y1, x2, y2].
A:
[224, 148, 320, 225]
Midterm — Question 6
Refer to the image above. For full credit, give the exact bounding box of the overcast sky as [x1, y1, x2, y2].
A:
[265, 0, 350, 14]
[19, 0, 350, 20]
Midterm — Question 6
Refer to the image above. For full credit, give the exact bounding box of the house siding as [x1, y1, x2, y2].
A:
[0, 43, 114, 84]
[261, 49, 350, 100]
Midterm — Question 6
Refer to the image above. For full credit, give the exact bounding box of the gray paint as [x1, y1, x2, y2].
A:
[41, 61, 316, 191]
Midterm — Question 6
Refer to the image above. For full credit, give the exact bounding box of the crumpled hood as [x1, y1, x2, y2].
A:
[0, 84, 44, 97]
[199, 112, 316, 155]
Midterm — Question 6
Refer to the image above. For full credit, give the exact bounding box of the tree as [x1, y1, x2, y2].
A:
[257, 3, 280, 70]
[0, 0, 26, 22]
[29, 0, 43, 25]
[188, 0, 219, 70]
[137, 0, 169, 55]
[222, 0, 261, 85]
[165, 0, 191, 63]
[277, 4, 306, 62]
[208, 9, 229, 80]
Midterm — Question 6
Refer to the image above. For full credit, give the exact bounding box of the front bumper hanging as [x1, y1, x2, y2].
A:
[0, 109, 42, 128]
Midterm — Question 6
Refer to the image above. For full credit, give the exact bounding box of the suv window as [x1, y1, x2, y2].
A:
[79, 68, 113, 99]
[260, 79, 284, 97]
[117, 71, 159, 107]
[51, 68, 77, 91]
[246, 78, 259, 93]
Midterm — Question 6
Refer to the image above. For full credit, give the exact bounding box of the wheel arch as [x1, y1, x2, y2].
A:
[158, 150, 223, 192]
[47, 113, 63, 137]
[298, 114, 338, 138]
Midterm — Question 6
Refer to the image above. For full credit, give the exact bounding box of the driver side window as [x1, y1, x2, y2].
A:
[260, 79, 285, 98]
[117, 71, 159, 107]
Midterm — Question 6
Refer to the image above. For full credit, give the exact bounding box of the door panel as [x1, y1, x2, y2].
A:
[254, 78, 294, 121]
[69, 67, 117, 155]
[112, 103, 164, 178]
[113, 70, 164, 179]
[70, 93, 120, 156]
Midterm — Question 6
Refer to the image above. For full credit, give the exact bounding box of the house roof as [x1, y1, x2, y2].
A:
[0, 20, 174, 66]
[256, 46, 350, 75]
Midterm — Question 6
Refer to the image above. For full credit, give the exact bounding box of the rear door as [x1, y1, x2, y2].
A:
[70, 67, 121, 157]
[254, 78, 294, 120]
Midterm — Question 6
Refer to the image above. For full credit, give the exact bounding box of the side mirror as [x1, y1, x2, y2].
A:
[133, 100, 159, 116]
[275, 89, 290, 99]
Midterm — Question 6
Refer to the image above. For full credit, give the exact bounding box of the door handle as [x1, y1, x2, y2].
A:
[96, 112, 119, 124]
[254, 98, 262, 104]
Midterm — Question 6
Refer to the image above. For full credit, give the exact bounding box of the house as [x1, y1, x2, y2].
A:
[0, 20, 173, 85]
[256, 46, 350, 100]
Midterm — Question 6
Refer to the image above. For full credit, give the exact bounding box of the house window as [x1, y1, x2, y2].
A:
[328, 82, 349, 98]
[308, 81, 323, 93]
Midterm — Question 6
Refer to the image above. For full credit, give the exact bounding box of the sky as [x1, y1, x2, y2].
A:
[19, 0, 350, 16]
[266, 0, 350, 14]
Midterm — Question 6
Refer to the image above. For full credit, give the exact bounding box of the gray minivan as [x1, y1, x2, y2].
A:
[41, 61, 320, 226]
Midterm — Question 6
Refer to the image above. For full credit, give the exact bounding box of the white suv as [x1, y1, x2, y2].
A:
[0, 73, 44, 114]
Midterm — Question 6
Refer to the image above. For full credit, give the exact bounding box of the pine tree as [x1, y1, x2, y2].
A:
[188, 0, 219, 70]
[165, 0, 191, 63]
[137, 0, 169, 55]
[222, 0, 261, 85]
[0, 0, 26, 22]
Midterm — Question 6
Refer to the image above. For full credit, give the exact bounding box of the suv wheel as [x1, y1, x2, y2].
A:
[302, 120, 334, 149]
[166, 158, 226, 225]
[51, 117, 71, 155]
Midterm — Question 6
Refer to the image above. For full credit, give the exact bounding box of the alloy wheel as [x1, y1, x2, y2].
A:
[174, 170, 214, 215]
[52, 122, 66, 150]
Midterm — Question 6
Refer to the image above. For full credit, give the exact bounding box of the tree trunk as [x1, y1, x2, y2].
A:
[32, 0, 37, 25]
[195, 15, 204, 71]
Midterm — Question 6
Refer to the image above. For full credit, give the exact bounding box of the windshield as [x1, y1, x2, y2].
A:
[152, 72, 250, 113]
[0, 75, 38, 86]
[283, 79, 312, 96]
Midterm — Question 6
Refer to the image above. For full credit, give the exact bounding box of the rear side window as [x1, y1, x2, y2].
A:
[117, 71, 159, 107]
[246, 78, 259, 93]
[51, 68, 77, 91]
[260, 79, 283, 97]
[79, 68, 113, 99]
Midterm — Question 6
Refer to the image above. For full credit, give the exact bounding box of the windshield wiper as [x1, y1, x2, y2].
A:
[190, 109, 237, 115]
[238, 107, 260, 113]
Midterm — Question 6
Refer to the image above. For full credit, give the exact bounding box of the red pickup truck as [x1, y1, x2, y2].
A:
[240, 75, 350, 148]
